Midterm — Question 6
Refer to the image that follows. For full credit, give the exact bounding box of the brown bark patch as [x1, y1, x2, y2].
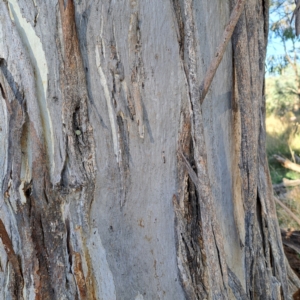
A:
[0, 219, 24, 299]
[73, 252, 88, 300]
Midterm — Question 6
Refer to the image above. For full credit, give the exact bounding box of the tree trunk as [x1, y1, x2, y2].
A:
[0, 0, 298, 299]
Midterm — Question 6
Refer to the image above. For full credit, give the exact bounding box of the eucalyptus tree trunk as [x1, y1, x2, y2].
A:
[0, 0, 298, 299]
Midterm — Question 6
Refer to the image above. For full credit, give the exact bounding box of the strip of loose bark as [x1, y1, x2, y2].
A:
[274, 196, 300, 227]
[227, 266, 249, 300]
[179, 151, 199, 188]
[199, 0, 246, 104]
[273, 154, 300, 174]
[286, 255, 300, 294]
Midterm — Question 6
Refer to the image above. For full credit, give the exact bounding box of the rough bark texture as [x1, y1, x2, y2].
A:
[0, 0, 298, 299]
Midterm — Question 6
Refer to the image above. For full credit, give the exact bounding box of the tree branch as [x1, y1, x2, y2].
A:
[274, 196, 300, 227]
[179, 150, 199, 188]
[273, 154, 300, 173]
[273, 179, 300, 191]
[199, 0, 246, 104]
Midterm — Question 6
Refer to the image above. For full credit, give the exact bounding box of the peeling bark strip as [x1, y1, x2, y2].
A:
[199, 0, 246, 104]
[227, 267, 249, 300]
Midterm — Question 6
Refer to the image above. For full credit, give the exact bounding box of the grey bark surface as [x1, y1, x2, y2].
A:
[0, 0, 298, 299]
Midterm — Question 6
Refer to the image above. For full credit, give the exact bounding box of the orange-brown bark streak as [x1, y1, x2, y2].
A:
[0, 219, 24, 298]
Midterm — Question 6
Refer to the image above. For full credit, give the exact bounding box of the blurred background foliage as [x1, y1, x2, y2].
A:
[265, 1, 300, 229]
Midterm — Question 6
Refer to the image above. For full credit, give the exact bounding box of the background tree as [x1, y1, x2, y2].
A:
[268, 0, 300, 114]
[0, 0, 298, 299]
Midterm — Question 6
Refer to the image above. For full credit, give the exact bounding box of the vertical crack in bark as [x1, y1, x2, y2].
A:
[128, 11, 145, 139]
[171, 0, 185, 60]
[29, 196, 54, 300]
[0, 82, 7, 101]
[108, 30, 133, 207]
[174, 109, 208, 299]
[117, 114, 131, 207]
[65, 218, 73, 273]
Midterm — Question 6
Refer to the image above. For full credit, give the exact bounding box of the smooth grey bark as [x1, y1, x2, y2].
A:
[0, 0, 298, 299]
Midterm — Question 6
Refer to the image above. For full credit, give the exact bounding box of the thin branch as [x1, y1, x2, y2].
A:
[274, 196, 300, 227]
[273, 178, 300, 190]
[270, 2, 286, 15]
[273, 154, 300, 173]
[291, 0, 300, 23]
[179, 151, 199, 188]
[199, 0, 246, 104]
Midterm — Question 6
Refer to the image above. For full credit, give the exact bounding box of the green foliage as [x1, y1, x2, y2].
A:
[266, 66, 299, 115]
[268, 0, 299, 75]
[270, 163, 300, 183]
[267, 55, 288, 74]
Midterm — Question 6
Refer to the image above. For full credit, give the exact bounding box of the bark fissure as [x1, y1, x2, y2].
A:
[128, 11, 145, 139]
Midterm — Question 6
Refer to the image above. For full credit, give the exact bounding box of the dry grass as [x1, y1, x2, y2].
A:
[276, 188, 300, 230]
[266, 114, 300, 183]
[267, 113, 300, 229]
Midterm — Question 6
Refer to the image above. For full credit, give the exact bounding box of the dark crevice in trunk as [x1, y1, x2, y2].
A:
[174, 129, 209, 299]
[30, 204, 54, 299]
[117, 114, 131, 207]
[0, 82, 7, 101]
[171, 0, 185, 60]
[0, 61, 24, 105]
[65, 218, 73, 272]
